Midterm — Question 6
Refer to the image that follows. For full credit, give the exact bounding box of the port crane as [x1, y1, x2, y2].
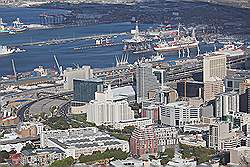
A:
[53, 55, 63, 76]
[11, 59, 17, 80]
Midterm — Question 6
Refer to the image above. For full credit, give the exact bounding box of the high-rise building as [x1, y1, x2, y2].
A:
[160, 101, 201, 127]
[87, 86, 134, 126]
[73, 79, 103, 102]
[130, 125, 158, 157]
[203, 53, 227, 82]
[215, 92, 239, 120]
[63, 66, 93, 91]
[240, 88, 250, 113]
[177, 80, 203, 98]
[203, 77, 225, 102]
[136, 63, 160, 103]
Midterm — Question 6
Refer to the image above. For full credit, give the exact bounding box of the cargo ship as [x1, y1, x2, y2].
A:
[215, 43, 245, 57]
[0, 46, 15, 56]
[154, 28, 199, 52]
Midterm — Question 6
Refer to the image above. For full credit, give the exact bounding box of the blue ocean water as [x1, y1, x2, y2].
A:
[0, 7, 217, 76]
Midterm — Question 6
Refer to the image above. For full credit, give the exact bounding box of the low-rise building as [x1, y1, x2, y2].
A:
[21, 147, 66, 167]
[228, 147, 250, 166]
[179, 134, 206, 147]
[41, 127, 129, 159]
[113, 118, 153, 130]
[0, 116, 19, 126]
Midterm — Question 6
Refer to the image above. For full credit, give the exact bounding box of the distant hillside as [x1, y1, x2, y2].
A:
[194, 0, 250, 8]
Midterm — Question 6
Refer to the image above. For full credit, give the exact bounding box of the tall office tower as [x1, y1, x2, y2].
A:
[136, 63, 160, 103]
[87, 86, 134, 126]
[130, 125, 158, 157]
[240, 88, 250, 113]
[160, 101, 201, 128]
[203, 53, 227, 82]
[203, 77, 225, 102]
[73, 79, 103, 102]
[215, 92, 239, 120]
[63, 66, 93, 91]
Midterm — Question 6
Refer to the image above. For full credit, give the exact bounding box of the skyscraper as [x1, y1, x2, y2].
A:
[136, 63, 160, 103]
[73, 78, 103, 102]
[203, 53, 227, 82]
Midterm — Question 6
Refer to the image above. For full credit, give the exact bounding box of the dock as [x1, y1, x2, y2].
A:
[9, 32, 128, 47]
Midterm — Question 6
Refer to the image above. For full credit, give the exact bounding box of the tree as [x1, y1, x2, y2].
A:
[49, 157, 74, 167]
[79, 149, 129, 164]
[0, 151, 9, 163]
[160, 148, 175, 165]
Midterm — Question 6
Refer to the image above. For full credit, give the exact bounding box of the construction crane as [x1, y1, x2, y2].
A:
[11, 59, 17, 80]
[53, 55, 63, 76]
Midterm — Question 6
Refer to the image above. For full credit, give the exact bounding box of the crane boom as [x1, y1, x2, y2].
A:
[53, 55, 63, 76]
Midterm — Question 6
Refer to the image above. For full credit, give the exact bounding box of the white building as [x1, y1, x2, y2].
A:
[161, 101, 200, 127]
[40, 127, 129, 159]
[155, 125, 178, 152]
[63, 66, 93, 91]
[110, 158, 162, 167]
[215, 91, 239, 118]
[179, 134, 206, 147]
[166, 153, 197, 167]
[184, 124, 209, 133]
[87, 85, 134, 126]
[113, 117, 153, 130]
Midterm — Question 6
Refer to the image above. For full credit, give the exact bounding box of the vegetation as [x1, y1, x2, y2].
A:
[71, 114, 96, 127]
[0, 151, 9, 163]
[44, 116, 70, 130]
[49, 157, 74, 167]
[160, 148, 175, 165]
[98, 125, 135, 141]
[79, 149, 129, 164]
[179, 143, 216, 164]
[21, 143, 36, 151]
[43, 114, 96, 130]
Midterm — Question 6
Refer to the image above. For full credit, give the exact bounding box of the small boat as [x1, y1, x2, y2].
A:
[0, 46, 15, 56]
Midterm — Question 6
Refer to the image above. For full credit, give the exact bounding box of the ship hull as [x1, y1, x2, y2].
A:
[154, 42, 199, 52]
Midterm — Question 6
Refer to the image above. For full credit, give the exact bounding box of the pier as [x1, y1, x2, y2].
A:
[9, 32, 128, 47]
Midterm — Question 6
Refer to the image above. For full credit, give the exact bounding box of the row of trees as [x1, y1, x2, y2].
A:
[49, 157, 74, 167]
[179, 143, 216, 164]
[79, 148, 129, 164]
[98, 125, 135, 141]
